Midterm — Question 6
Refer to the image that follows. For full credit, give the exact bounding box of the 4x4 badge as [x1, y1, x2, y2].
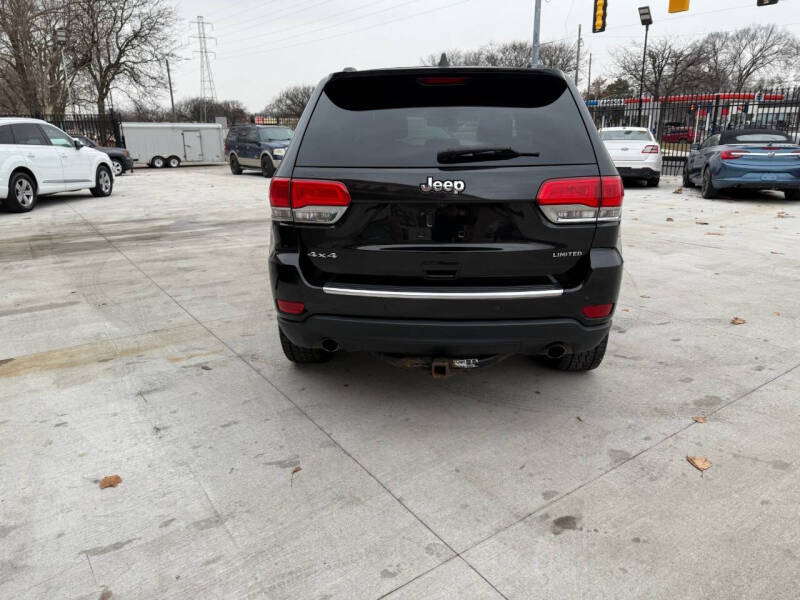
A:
[420, 177, 465, 195]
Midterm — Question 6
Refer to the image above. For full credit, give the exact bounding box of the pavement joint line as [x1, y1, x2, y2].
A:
[64, 200, 512, 600]
[452, 358, 800, 562]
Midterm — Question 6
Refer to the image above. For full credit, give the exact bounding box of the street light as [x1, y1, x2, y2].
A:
[637, 6, 653, 127]
[55, 26, 75, 115]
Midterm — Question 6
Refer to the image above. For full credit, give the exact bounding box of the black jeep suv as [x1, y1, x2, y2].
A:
[269, 67, 623, 372]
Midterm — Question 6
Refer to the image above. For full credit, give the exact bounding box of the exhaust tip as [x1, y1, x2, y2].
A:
[546, 344, 567, 359]
[321, 339, 339, 353]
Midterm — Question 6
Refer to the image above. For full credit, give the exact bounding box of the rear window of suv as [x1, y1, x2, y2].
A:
[297, 71, 595, 167]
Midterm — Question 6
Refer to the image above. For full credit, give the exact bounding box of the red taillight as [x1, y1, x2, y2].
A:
[536, 176, 622, 223]
[642, 145, 659, 154]
[417, 76, 470, 85]
[277, 299, 305, 315]
[720, 150, 749, 160]
[582, 303, 614, 318]
[268, 178, 351, 224]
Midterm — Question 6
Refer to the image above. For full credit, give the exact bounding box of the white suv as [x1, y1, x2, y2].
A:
[0, 118, 115, 213]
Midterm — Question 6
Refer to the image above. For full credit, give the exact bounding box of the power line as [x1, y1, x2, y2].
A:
[219, 0, 426, 56]
[213, 0, 335, 37]
[190, 16, 217, 121]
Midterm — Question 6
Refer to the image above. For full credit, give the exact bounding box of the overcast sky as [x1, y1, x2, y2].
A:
[166, 0, 800, 112]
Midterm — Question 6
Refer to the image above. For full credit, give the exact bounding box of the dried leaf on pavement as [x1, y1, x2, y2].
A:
[773, 311, 781, 316]
[640, 294, 651, 299]
[201, 365, 212, 371]
[695, 220, 709, 225]
[666, 217, 674, 222]
[673, 188, 683, 194]
[291, 466, 302, 475]
[770, 250, 784, 255]
[687, 456, 712, 471]
[99, 475, 122, 489]
[731, 317, 747, 325]
[705, 232, 724, 236]
[693, 416, 708, 424]
[776, 211, 791, 218]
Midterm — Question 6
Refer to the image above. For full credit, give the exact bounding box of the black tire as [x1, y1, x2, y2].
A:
[701, 167, 719, 199]
[647, 177, 660, 188]
[261, 155, 275, 178]
[548, 335, 608, 372]
[5, 171, 37, 212]
[167, 156, 181, 168]
[151, 156, 165, 168]
[229, 154, 243, 175]
[682, 164, 695, 188]
[90, 165, 113, 197]
[785, 189, 800, 201]
[111, 158, 124, 177]
[279, 328, 331, 363]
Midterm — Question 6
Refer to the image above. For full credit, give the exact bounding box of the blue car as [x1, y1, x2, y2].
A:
[683, 128, 800, 200]
[225, 124, 293, 177]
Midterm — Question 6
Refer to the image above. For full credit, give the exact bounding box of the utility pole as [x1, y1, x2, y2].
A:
[587, 53, 592, 98]
[575, 24, 582, 86]
[166, 59, 176, 120]
[190, 16, 217, 122]
[637, 7, 654, 127]
[55, 27, 75, 115]
[531, 0, 542, 66]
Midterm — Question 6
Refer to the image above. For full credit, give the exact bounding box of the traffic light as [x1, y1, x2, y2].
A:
[593, 0, 608, 33]
[669, 0, 690, 12]
[757, 0, 778, 5]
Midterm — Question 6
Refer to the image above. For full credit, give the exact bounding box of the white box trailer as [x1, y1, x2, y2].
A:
[121, 122, 225, 168]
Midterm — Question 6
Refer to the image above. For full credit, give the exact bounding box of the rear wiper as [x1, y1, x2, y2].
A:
[437, 147, 540, 164]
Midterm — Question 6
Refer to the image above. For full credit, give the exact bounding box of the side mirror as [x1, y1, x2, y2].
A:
[73, 139, 83, 150]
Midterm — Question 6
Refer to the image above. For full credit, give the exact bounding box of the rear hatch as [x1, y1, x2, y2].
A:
[289, 69, 602, 289]
[601, 130, 654, 162]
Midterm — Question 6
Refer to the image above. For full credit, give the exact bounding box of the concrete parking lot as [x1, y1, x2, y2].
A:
[1, 166, 798, 599]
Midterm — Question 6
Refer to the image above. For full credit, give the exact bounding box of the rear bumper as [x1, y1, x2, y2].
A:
[279, 315, 611, 356]
[616, 166, 660, 180]
[270, 247, 623, 356]
[713, 177, 800, 190]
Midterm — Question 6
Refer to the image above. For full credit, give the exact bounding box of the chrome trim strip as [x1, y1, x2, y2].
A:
[322, 286, 564, 300]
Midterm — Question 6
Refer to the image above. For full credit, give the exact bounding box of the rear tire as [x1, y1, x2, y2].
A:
[546, 335, 608, 372]
[279, 328, 330, 364]
[167, 156, 181, 168]
[261, 156, 275, 178]
[682, 164, 695, 188]
[151, 156, 165, 168]
[701, 168, 718, 199]
[90, 165, 113, 197]
[785, 189, 800, 201]
[5, 171, 37, 212]
[647, 177, 660, 187]
[229, 154, 242, 175]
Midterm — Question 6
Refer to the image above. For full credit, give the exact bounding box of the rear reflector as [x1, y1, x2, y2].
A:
[277, 299, 305, 315]
[536, 176, 623, 223]
[269, 178, 351, 224]
[642, 145, 659, 154]
[582, 303, 614, 318]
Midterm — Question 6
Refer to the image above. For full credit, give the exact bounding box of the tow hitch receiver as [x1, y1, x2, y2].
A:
[431, 358, 450, 378]
[377, 354, 507, 376]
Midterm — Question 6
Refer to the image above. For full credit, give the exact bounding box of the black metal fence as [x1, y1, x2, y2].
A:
[586, 87, 800, 175]
[0, 112, 125, 148]
[252, 114, 301, 130]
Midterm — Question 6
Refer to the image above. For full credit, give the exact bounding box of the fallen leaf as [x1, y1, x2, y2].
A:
[632, 217, 639, 221]
[673, 188, 683, 194]
[695, 220, 709, 225]
[640, 294, 651, 299]
[773, 311, 781, 316]
[731, 317, 746, 325]
[291, 466, 302, 475]
[693, 416, 708, 424]
[770, 250, 784, 255]
[687, 456, 712, 471]
[666, 217, 674, 222]
[99, 475, 122, 489]
[621, 308, 630, 312]
[705, 231, 724, 236]
[776, 211, 791, 218]
[201, 365, 212, 371]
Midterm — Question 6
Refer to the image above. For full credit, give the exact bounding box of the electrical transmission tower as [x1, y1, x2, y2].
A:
[190, 16, 217, 122]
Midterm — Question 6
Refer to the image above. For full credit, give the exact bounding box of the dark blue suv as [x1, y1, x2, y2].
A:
[225, 124, 293, 177]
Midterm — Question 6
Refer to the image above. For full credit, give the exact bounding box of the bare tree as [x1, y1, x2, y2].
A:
[173, 97, 248, 123]
[422, 40, 583, 80]
[264, 85, 314, 117]
[614, 38, 704, 101]
[712, 25, 797, 90]
[70, 0, 178, 115]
